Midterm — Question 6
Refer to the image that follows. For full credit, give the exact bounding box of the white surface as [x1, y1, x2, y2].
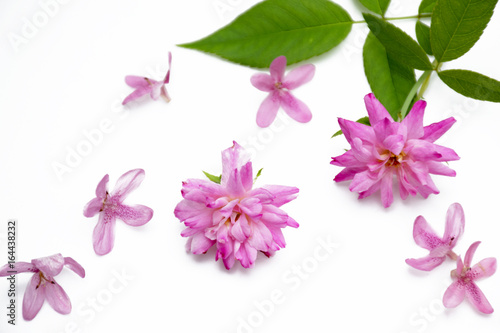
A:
[1, 0, 499, 332]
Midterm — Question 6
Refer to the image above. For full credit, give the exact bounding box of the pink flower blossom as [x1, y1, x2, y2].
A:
[0, 254, 85, 320]
[122, 52, 172, 105]
[251, 55, 315, 127]
[443, 241, 497, 314]
[331, 93, 460, 207]
[83, 169, 154, 255]
[174, 142, 299, 269]
[406, 203, 464, 271]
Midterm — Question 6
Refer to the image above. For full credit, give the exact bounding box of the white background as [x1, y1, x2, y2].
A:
[1, 0, 500, 332]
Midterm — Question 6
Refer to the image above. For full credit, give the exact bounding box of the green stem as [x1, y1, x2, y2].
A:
[399, 70, 432, 120]
[385, 13, 432, 21]
[352, 13, 431, 24]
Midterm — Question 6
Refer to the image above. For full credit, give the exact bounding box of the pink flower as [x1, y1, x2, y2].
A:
[0, 254, 85, 320]
[443, 241, 497, 314]
[251, 55, 315, 127]
[122, 52, 172, 105]
[406, 203, 464, 271]
[331, 93, 460, 207]
[83, 169, 154, 255]
[174, 142, 299, 269]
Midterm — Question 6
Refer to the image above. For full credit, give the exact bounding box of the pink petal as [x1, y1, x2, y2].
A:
[221, 142, 252, 197]
[470, 258, 497, 280]
[464, 241, 481, 268]
[163, 51, 172, 84]
[188, 233, 215, 254]
[83, 197, 104, 218]
[0, 262, 36, 276]
[160, 85, 171, 102]
[122, 86, 151, 105]
[338, 118, 375, 146]
[380, 171, 394, 208]
[422, 117, 456, 142]
[426, 161, 456, 176]
[256, 93, 280, 127]
[280, 91, 312, 123]
[115, 204, 153, 226]
[269, 56, 287, 82]
[383, 134, 405, 156]
[22, 274, 46, 321]
[124, 75, 149, 88]
[350, 170, 379, 193]
[364, 93, 392, 125]
[231, 214, 251, 242]
[412, 216, 441, 251]
[402, 100, 426, 139]
[32, 254, 65, 277]
[222, 254, 236, 270]
[247, 188, 275, 204]
[63, 257, 85, 278]
[174, 200, 213, 229]
[92, 212, 117, 256]
[45, 281, 71, 315]
[260, 185, 299, 207]
[443, 203, 465, 248]
[239, 197, 262, 217]
[405, 255, 446, 271]
[95, 174, 109, 198]
[465, 282, 494, 314]
[443, 281, 466, 308]
[247, 220, 273, 251]
[150, 82, 164, 100]
[283, 64, 315, 90]
[250, 73, 274, 92]
[406, 140, 443, 161]
[235, 242, 258, 268]
[333, 167, 363, 182]
[111, 169, 146, 202]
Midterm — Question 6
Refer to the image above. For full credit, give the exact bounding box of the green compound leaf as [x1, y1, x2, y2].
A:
[203, 171, 221, 184]
[415, 21, 433, 55]
[179, 0, 352, 68]
[419, 0, 437, 14]
[363, 13, 433, 71]
[363, 32, 416, 121]
[358, 0, 391, 16]
[438, 69, 500, 102]
[332, 117, 370, 138]
[430, 0, 498, 63]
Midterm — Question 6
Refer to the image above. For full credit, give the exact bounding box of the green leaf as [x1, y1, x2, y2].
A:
[363, 32, 416, 120]
[332, 117, 370, 138]
[358, 0, 391, 16]
[418, 0, 436, 14]
[254, 168, 263, 183]
[363, 13, 433, 71]
[430, 0, 498, 63]
[415, 21, 433, 55]
[203, 171, 221, 184]
[438, 69, 500, 102]
[179, 0, 352, 68]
